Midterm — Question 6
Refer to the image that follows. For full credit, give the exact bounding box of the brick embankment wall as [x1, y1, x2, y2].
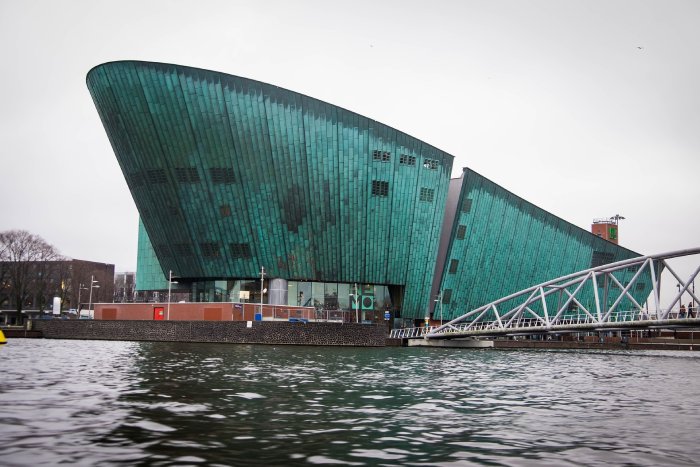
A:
[0, 328, 42, 338]
[31, 320, 387, 347]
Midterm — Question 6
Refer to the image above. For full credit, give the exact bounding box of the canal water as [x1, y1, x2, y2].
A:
[1, 339, 699, 466]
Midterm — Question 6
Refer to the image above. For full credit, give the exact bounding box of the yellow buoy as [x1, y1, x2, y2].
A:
[0, 329, 6, 345]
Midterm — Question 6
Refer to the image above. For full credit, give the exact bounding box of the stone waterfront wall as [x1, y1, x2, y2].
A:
[31, 320, 386, 347]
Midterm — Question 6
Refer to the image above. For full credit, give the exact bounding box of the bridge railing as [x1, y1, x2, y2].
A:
[439, 310, 644, 333]
[389, 326, 441, 339]
[392, 308, 700, 339]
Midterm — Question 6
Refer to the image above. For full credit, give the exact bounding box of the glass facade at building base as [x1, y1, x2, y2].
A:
[188, 279, 397, 317]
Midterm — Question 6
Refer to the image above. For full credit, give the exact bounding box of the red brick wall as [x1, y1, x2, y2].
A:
[94, 303, 315, 321]
[591, 222, 618, 244]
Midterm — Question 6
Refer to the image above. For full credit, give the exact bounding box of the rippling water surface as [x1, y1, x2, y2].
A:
[1, 339, 699, 466]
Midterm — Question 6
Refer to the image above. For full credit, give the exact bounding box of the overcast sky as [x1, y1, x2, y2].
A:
[1, 0, 698, 290]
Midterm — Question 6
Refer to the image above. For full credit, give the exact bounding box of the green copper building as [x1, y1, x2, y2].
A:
[87, 61, 646, 322]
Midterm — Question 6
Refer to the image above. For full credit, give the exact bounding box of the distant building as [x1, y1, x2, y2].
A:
[113, 271, 189, 304]
[0, 259, 114, 325]
[87, 61, 649, 322]
[592, 215, 624, 245]
[113, 272, 136, 302]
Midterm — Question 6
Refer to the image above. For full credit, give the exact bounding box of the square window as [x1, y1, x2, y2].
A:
[373, 150, 391, 162]
[419, 187, 434, 202]
[461, 198, 473, 213]
[200, 242, 220, 258]
[442, 289, 452, 304]
[230, 243, 252, 259]
[456, 225, 467, 239]
[448, 259, 459, 274]
[371, 180, 389, 196]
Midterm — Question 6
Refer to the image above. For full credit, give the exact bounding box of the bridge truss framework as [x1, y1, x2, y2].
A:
[390, 248, 700, 340]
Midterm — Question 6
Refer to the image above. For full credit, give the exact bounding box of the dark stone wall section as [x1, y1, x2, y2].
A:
[31, 320, 386, 347]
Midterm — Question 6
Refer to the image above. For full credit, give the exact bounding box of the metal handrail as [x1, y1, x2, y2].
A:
[391, 308, 700, 339]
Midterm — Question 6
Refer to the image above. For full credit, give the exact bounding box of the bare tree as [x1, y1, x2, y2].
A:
[0, 230, 62, 314]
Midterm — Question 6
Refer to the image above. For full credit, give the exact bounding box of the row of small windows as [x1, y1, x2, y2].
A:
[200, 242, 252, 259]
[175, 167, 200, 183]
[143, 169, 167, 185]
[200, 242, 219, 258]
[162, 242, 253, 260]
[230, 243, 252, 259]
[371, 181, 435, 202]
[210, 167, 236, 184]
[423, 158, 440, 170]
[372, 150, 391, 162]
[372, 150, 438, 168]
[129, 167, 236, 186]
[400, 154, 416, 166]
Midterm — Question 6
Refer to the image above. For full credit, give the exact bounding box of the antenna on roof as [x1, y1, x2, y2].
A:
[611, 214, 625, 225]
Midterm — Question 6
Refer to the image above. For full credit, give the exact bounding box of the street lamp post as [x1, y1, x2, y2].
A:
[76, 283, 88, 316]
[167, 270, 178, 320]
[434, 291, 443, 326]
[259, 266, 266, 320]
[87, 275, 100, 317]
[350, 283, 359, 323]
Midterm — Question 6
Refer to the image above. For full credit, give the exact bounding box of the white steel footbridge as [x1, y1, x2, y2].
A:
[390, 248, 700, 340]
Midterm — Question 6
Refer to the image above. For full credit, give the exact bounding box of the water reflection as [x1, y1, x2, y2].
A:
[1, 340, 699, 465]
